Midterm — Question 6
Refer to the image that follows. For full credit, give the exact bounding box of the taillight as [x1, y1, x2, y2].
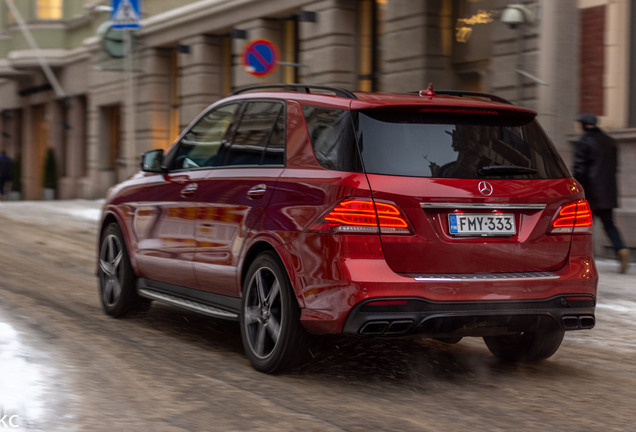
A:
[549, 200, 593, 234]
[310, 198, 412, 234]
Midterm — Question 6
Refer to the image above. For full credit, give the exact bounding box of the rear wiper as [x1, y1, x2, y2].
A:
[478, 165, 537, 177]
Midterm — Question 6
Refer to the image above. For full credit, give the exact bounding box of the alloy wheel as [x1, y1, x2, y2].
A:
[99, 233, 124, 308]
[243, 266, 283, 360]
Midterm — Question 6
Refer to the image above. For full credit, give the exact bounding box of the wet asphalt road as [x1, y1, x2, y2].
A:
[0, 200, 635, 431]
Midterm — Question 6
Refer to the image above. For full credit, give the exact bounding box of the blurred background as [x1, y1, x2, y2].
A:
[0, 0, 633, 257]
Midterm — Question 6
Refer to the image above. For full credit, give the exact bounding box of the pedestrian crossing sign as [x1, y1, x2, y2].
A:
[111, 0, 141, 29]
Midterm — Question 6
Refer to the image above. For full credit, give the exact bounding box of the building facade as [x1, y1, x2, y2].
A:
[0, 0, 633, 254]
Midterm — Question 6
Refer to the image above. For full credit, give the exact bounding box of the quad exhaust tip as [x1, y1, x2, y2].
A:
[562, 315, 595, 330]
[360, 320, 413, 335]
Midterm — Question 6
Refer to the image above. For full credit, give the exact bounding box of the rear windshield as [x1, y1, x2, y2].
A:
[302, 106, 570, 179]
[358, 110, 569, 179]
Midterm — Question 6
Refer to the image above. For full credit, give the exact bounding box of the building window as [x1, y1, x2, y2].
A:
[36, 0, 63, 20]
[222, 35, 233, 96]
[579, 6, 605, 116]
[629, 0, 636, 127]
[104, 105, 121, 171]
[358, 0, 384, 91]
[358, 0, 374, 91]
[169, 50, 180, 142]
[282, 18, 299, 84]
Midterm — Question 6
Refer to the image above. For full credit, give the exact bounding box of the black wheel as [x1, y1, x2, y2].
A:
[98, 223, 148, 317]
[240, 252, 309, 374]
[483, 328, 565, 362]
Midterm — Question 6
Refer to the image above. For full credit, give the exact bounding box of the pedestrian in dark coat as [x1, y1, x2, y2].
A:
[573, 113, 630, 273]
[0, 150, 12, 201]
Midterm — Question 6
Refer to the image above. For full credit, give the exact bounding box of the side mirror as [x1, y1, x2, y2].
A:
[140, 149, 166, 173]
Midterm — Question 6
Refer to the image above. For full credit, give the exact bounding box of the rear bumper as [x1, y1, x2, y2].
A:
[342, 295, 595, 337]
[293, 233, 597, 335]
[297, 252, 597, 334]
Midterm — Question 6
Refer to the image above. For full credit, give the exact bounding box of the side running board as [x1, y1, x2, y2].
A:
[138, 288, 239, 320]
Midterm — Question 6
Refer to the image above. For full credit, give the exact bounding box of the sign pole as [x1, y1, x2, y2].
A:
[111, 0, 141, 175]
[124, 29, 136, 175]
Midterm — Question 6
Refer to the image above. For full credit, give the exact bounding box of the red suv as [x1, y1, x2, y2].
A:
[98, 84, 597, 373]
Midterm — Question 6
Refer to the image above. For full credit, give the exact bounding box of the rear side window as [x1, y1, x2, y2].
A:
[357, 110, 570, 179]
[226, 101, 285, 166]
[302, 106, 363, 172]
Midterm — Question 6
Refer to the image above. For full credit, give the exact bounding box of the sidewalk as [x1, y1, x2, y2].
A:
[595, 258, 635, 296]
[0, 198, 103, 228]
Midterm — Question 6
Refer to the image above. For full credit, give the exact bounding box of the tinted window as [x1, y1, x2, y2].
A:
[357, 110, 570, 179]
[302, 106, 362, 172]
[171, 103, 238, 170]
[263, 108, 285, 165]
[225, 101, 285, 166]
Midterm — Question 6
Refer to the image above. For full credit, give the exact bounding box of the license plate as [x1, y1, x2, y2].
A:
[448, 213, 516, 237]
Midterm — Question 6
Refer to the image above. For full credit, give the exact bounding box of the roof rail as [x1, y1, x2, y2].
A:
[432, 90, 513, 105]
[232, 83, 358, 99]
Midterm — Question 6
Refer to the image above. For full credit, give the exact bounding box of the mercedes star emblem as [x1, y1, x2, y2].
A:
[478, 181, 494, 196]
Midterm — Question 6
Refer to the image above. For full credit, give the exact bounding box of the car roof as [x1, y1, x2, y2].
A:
[227, 84, 536, 116]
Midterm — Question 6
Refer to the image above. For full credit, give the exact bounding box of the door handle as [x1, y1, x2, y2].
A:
[180, 183, 198, 197]
[247, 184, 267, 199]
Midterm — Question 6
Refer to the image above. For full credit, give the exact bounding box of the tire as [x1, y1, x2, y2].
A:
[240, 252, 309, 374]
[483, 328, 565, 362]
[98, 223, 149, 317]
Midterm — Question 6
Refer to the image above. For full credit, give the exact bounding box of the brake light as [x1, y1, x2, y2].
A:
[418, 107, 499, 115]
[550, 200, 593, 234]
[311, 198, 411, 234]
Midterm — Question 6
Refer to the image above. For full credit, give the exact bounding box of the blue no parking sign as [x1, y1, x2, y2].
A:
[242, 40, 279, 77]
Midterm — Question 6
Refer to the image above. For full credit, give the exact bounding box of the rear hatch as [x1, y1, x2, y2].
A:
[356, 107, 577, 274]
